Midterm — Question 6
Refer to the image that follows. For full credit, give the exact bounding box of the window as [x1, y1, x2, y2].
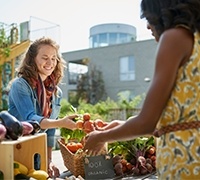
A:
[109, 33, 117, 45]
[89, 35, 98, 48]
[120, 56, 135, 81]
[99, 33, 108, 47]
[68, 62, 88, 84]
[119, 33, 128, 43]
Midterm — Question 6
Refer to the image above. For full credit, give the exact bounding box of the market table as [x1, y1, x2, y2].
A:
[58, 170, 158, 179]
[52, 150, 158, 180]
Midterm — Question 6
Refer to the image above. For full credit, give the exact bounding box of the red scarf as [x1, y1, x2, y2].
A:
[33, 75, 56, 117]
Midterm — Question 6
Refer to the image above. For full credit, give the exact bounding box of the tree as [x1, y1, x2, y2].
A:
[0, 25, 10, 57]
[76, 65, 107, 105]
[0, 24, 11, 110]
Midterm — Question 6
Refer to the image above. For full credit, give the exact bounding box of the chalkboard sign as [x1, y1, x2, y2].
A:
[84, 155, 115, 180]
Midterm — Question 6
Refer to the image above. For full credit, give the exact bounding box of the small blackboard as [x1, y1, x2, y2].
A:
[84, 155, 115, 180]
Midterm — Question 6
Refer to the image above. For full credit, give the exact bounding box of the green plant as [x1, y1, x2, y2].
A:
[0, 27, 10, 57]
[59, 93, 143, 140]
[59, 99, 73, 118]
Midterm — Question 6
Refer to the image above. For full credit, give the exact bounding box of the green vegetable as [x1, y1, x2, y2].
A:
[60, 128, 86, 142]
[60, 105, 86, 142]
[108, 136, 155, 160]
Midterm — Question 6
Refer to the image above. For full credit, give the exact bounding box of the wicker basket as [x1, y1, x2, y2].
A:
[58, 138, 85, 177]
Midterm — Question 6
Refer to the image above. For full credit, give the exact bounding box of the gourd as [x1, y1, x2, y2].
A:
[13, 161, 28, 176]
[28, 169, 48, 180]
[14, 173, 30, 179]
[0, 171, 3, 180]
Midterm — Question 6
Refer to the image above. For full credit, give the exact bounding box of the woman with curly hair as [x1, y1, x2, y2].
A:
[84, 0, 200, 179]
[8, 37, 77, 178]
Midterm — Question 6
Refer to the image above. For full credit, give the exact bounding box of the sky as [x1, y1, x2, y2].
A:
[0, 0, 153, 53]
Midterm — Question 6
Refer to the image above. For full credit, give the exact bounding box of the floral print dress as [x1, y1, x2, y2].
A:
[156, 31, 200, 179]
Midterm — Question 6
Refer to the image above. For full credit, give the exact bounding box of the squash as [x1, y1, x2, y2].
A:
[14, 173, 30, 179]
[28, 169, 48, 180]
[13, 161, 28, 176]
[0, 171, 4, 180]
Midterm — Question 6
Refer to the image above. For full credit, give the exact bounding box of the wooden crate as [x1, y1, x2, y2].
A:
[0, 133, 47, 180]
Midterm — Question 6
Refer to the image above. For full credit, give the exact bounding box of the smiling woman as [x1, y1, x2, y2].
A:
[7, 37, 78, 178]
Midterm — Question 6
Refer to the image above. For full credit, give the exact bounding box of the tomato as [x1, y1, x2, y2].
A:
[94, 119, 104, 128]
[83, 120, 95, 133]
[66, 142, 83, 153]
[76, 142, 83, 149]
[83, 113, 90, 121]
[76, 120, 84, 129]
[66, 142, 78, 153]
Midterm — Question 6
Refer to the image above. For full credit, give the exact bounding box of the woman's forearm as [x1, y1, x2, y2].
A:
[40, 115, 77, 130]
[40, 118, 61, 129]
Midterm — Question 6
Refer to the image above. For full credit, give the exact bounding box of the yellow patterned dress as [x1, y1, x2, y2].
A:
[156, 31, 200, 180]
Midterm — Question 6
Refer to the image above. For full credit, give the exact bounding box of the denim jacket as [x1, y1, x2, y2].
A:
[8, 77, 62, 147]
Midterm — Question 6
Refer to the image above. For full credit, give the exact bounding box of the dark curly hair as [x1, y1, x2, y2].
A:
[16, 37, 66, 87]
[140, 0, 200, 37]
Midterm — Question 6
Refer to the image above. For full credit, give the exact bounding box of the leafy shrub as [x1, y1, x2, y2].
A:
[59, 94, 143, 121]
[59, 94, 143, 140]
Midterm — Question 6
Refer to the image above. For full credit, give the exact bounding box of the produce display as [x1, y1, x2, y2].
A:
[59, 113, 110, 178]
[14, 161, 48, 180]
[60, 112, 157, 178]
[0, 111, 23, 140]
[60, 112, 108, 147]
[14, 161, 28, 176]
[110, 136, 156, 177]
[0, 111, 46, 178]
[0, 110, 41, 141]
[0, 110, 156, 179]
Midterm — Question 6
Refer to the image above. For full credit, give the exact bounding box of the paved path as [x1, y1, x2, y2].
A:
[52, 149, 67, 173]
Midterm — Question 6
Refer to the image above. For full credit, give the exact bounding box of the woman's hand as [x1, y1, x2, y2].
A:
[84, 120, 125, 155]
[83, 130, 106, 156]
[96, 120, 124, 131]
[99, 120, 124, 130]
[61, 114, 78, 130]
[48, 161, 60, 178]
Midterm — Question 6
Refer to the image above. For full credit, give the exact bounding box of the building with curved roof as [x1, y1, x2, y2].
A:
[89, 23, 136, 48]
